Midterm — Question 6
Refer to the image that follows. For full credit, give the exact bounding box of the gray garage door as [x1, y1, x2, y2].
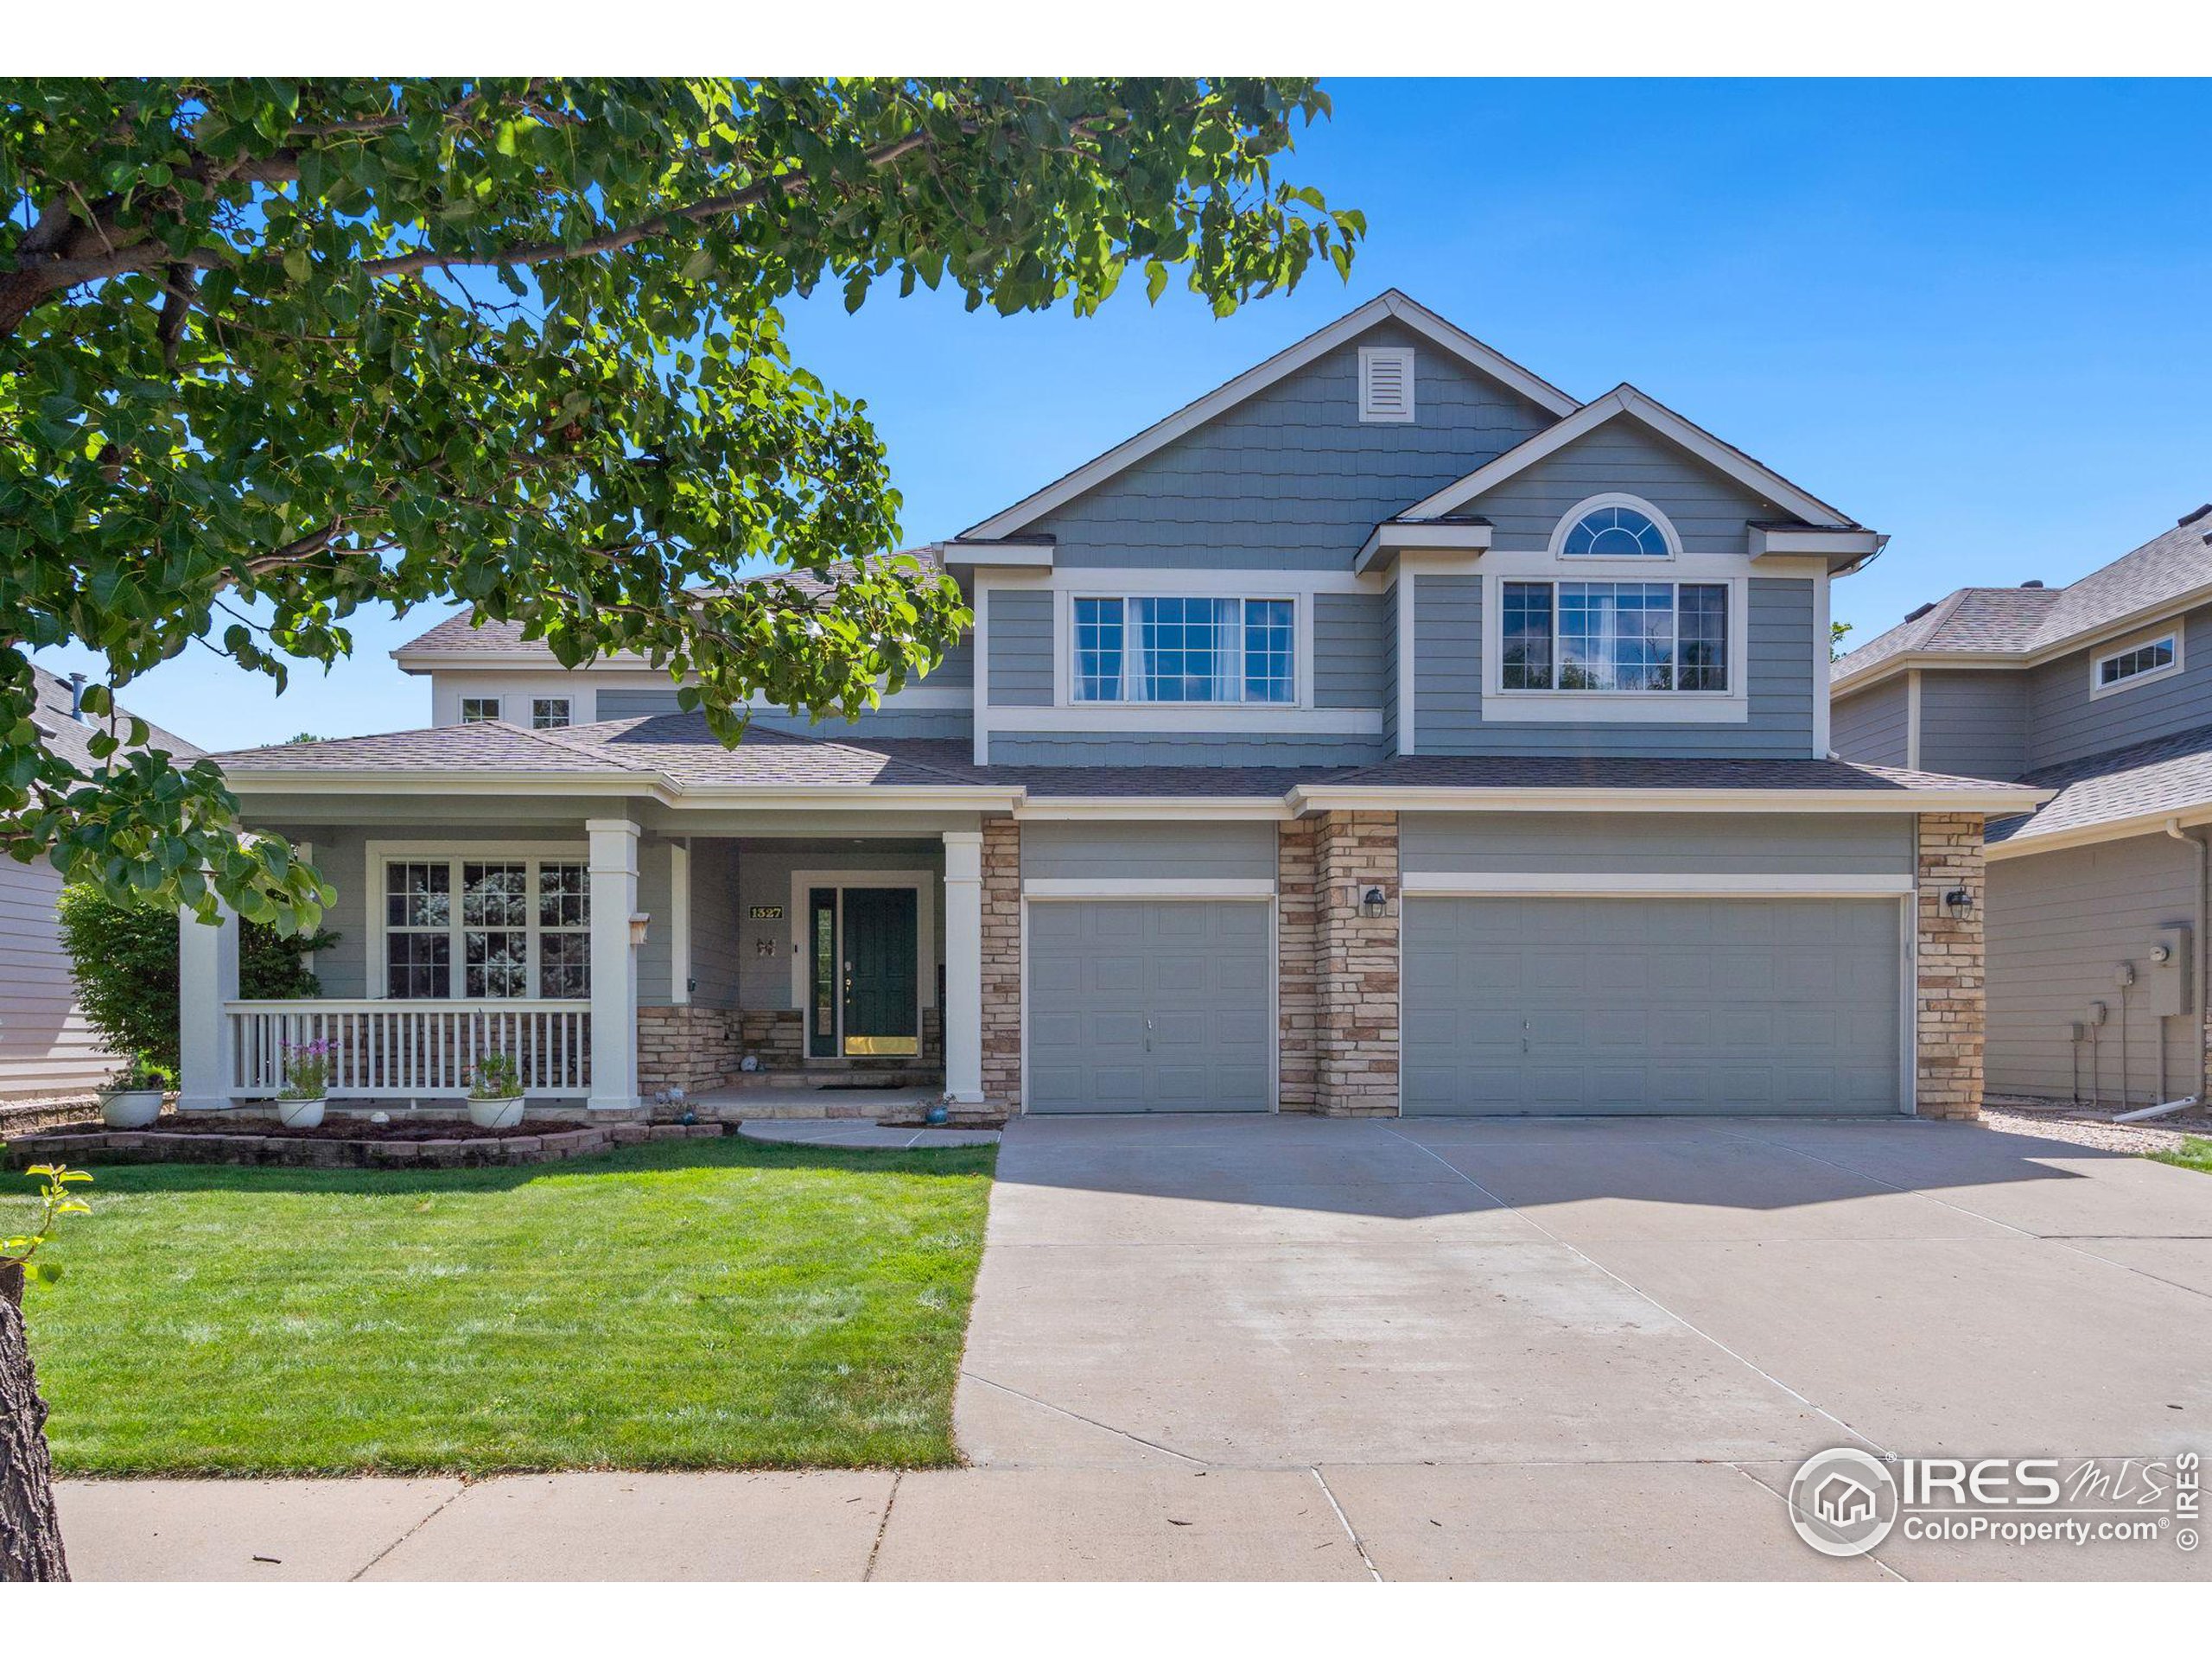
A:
[1027, 900, 1271, 1113]
[1403, 896, 1903, 1116]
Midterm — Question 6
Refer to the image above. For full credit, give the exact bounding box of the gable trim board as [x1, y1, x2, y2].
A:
[1398, 385, 1860, 538]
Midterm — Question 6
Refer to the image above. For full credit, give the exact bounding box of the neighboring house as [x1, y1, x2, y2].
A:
[3, 665, 200, 1100]
[185, 290, 2038, 1122]
[1831, 504, 2212, 1110]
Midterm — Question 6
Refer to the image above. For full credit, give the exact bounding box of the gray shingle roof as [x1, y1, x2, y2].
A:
[1834, 507, 2212, 685]
[29, 664, 200, 771]
[1986, 721, 2212, 847]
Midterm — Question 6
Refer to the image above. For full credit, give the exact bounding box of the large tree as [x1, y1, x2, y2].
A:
[1, 76, 1360, 935]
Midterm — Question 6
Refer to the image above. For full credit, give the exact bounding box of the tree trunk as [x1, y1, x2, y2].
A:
[0, 1262, 71, 1581]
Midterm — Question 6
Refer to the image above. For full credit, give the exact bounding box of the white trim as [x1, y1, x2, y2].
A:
[1354, 520, 1491, 576]
[1402, 871, 1916, 898]
[1290, 784, 2050, 814]
[1547, 493, 1682, 562]
[363, 839, 590, 1001]
[1396, 574, 1417, 754]
[2088, 624, 2184, 701]
[1905, 670, 1923, 772]
[987, 705, 1382, 736]
[1402, 386, 1854, 529]
[1985, 805, 2212, 862]
[1750, 524, 1885, 563]
[941, 830, 985, 1103]
[1023, 877, 1277, 899]
[785, 870, 938, 1062]
[936, 541, 1055, 569]
[1014, 797, 1294, 823]
[963, 291, 1579, 542]
[1478, 571, 1750, 722]
[667, 842, 691, 1005]
[1358, 345, 1416, 423]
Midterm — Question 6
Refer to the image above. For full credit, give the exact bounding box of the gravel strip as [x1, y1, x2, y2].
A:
[1983, 1103, 2212, 1156]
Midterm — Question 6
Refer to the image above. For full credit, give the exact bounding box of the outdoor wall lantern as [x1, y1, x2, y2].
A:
[629, 912, 652, 948]
[1942, 888, 1973, 918]
[1360, 887, 1389, 918]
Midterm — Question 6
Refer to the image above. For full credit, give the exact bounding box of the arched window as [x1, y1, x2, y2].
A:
[1555, 498, 1675, 558]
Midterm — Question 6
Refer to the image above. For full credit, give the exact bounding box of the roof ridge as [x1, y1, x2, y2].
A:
[508, 716, 659, 773]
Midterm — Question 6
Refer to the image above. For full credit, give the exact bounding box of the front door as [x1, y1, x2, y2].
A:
[839, 887, 919, 1056]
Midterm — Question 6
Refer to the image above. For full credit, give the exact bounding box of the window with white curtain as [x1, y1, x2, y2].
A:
[384, 855, 590, 999]
[1071, 596, 1295, 704]
[1502, 581, 1730, 693]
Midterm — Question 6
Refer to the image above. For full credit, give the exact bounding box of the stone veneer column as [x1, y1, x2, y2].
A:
[1314, 810, 1401, 1116]
[1276, 817, 1320, 1112]
[1916, 812, 1986, 1121]
[979, 817, 1023, 1112]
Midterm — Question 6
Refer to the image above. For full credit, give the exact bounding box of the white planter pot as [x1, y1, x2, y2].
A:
[276, 1096, 327, 1129]
[468, 1095, 525, 1130]
[99, 1089, 163, 1129]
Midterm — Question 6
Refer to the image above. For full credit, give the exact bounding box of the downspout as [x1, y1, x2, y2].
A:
[2124, 818, 2212, 1122]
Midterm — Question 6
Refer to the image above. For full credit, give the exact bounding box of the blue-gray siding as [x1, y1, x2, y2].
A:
[983, 731, 1382, 767]
[2025, 605, 2212, 772]
[1413, 576, 1817, 759]
[1830, 677, 1910, 767]
[1400, 811, 1914, 875]
[1021, 820, 1275, 882]
[1467, 417, 1789, 555]
[1918, 670, 2028, 780]
[686, 838, 743, 1009]
[986, 588, 1053, 707]
[1025, 320, 1557, 571]
[1313, 591, 1384, 709]
[1381, 580, 1401, 753]
[1986, 833, 2198, 1106]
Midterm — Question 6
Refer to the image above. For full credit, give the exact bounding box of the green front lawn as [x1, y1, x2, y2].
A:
[16, 1137, 995, 1476]
[2151, 1135, 2212, 1176]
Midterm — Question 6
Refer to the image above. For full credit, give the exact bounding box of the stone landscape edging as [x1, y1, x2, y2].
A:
[1, 1122, 726, 1172]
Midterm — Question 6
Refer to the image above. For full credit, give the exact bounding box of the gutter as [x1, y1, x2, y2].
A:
[1287, 784, 2053, 816]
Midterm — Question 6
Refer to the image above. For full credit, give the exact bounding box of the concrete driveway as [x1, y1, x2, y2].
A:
[954, 1115, 2212, 1580]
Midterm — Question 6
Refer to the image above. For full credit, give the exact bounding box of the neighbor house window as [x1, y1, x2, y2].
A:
[531, 696, 572, 729]
[1071, 597, 1296, 704]
[1501, 582, 1729, 692]
[2093, 633, 2179, 696]
[384, 856, 589, 999]
[460, 696, 502, 723]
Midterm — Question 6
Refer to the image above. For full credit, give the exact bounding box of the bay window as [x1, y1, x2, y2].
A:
[1071, 596, 1296, 704]
[1502, 581, 1730, 693]
[383, 855, 590, 999]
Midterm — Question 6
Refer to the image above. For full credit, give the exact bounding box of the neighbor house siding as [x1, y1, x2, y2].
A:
[1401, 811, 1915, 875]
[1918, 670, 2029, 780]
[1830, 677, 1910, 767]
[2025, 605, 2212, 772]
[1313, 591, 1385, 709]
[1020, 821, 1277, 882]
[1986, 835, 2200, 1107]
[0, 858, 114, 1100]
[1412, 577, 1817, 759]
[1022, 320, 1558, 572]
[986, 588, 1054, 707]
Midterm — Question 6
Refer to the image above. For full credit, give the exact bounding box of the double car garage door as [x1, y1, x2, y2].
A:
[1024, 893, 1903, 1116]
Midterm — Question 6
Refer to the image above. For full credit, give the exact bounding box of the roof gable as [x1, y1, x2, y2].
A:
[959, 290, 1580, 543]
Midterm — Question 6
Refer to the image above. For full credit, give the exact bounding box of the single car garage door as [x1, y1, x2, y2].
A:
[1403, 896, 1903, 1116]
[1027, 899, 1271, 1112]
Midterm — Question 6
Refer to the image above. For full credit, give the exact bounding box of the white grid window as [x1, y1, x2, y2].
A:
[2095, 636, 2177, 692]
[1071, 596, 1297, 704]
[531, 697, 572, 729]
[1501, 581, 1730, 693]
[460, 696, 502, 723]
[383, 857, 589, 1000]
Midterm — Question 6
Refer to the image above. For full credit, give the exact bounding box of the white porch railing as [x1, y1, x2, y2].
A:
[224, 1000, 592, 1099]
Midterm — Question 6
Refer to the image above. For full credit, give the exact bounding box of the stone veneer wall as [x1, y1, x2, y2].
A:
[981, 817, 1023, 1110]
[1313, 810, 1401, 1116]
[737, 1009, 804, 1070]
[638, 1005, 742, 1095]
[1276, 817, 1320, 1112]
[1916, 812, 1987, 1121]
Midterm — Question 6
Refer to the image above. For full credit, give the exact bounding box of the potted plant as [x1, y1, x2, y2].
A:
[98, 1053, 168, 1128]
[276, 1038, 334, 1129]
[465, 1052, 525, 1129]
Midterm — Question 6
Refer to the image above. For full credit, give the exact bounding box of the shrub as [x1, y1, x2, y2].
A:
[58, 884, 339, 1072]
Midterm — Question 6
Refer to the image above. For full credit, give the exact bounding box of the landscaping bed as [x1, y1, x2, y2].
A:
[3, 1118, 723, 1171]
[18, 1135, 996, 1474]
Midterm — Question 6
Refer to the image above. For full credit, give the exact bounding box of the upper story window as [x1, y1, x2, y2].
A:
[1549, 493, 1680, 560]
[384, 855, 588, 1001]
[531, 696, 572, 729]
[1358, 346, 1415, 423]
[1502, 581, 1729, 693]
[1073, 596, 1296, 705]
[460, 696, 502, 723]
[2091, 631, 2182, 698]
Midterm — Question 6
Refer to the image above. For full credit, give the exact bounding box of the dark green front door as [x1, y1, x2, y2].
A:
[840, 887, 918, 1056]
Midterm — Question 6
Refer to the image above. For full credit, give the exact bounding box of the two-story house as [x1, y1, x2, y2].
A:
[181, 291, 2038, 1122]
[1833, 505, 2212, 1113]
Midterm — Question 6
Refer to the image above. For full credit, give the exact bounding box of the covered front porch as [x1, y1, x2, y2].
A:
[178, 801, 995, 1118]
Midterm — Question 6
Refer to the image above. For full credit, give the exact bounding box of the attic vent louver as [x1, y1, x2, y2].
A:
[1359, 346, 1415, 423]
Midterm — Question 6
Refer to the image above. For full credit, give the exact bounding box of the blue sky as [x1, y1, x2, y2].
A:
[39, 78, 2212, 749]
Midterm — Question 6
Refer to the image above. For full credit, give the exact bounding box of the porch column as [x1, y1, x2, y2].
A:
[175, 900, 240, 1113]
[942, 830, 985, 1104]
[588, 817, 641, 1112]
